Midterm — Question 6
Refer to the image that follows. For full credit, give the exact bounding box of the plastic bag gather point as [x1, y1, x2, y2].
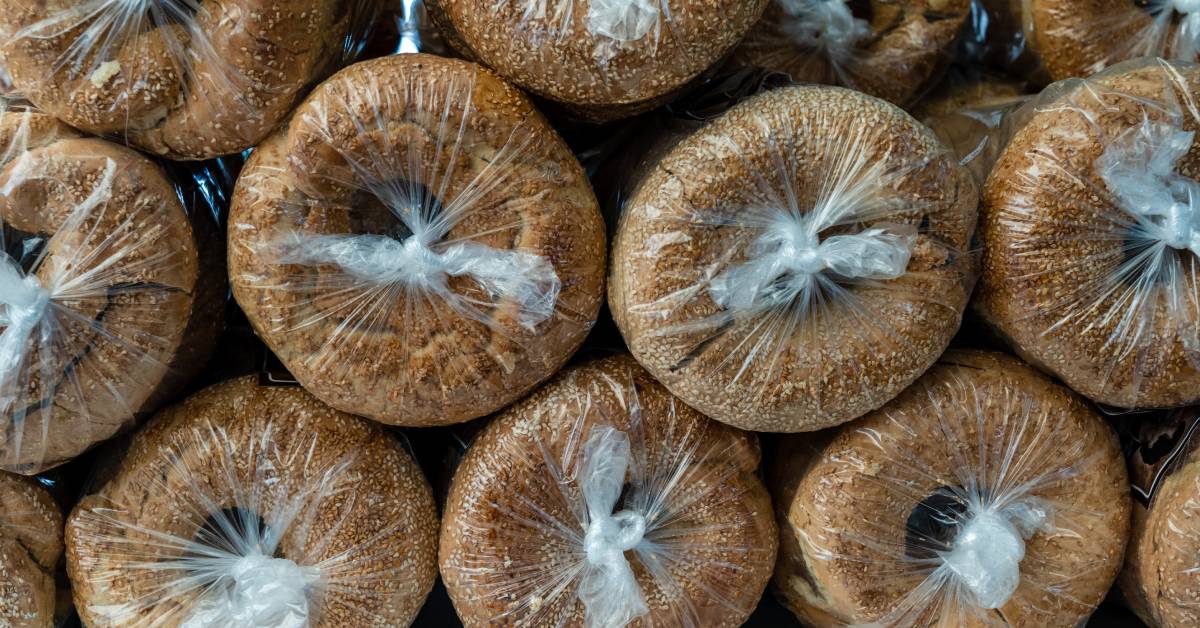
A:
[177, 548, 322, 628]
[938, 500, 1052, 610]
[776, 0, 870, 58]
[586, 0, 661, 43]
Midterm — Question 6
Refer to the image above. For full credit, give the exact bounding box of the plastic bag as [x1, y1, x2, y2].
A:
[0, 471, 63, 628]
[425, 0, 769, 119]
[609, 84, 977, 434]
[731, 0, 973, 107]
[362, 0, 451, 58]
[65, 376, 439, 628]
[0, 103, 223, 475]
[771, 350, 1130, 627]
[0, 0, 378, 160]
[228, 53, 606, 428]
[977, 58, 1200, 409]
[440, 355, 778, 628]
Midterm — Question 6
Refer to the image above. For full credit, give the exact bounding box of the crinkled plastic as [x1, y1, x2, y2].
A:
[440, 355, 778, 628]
[0, 471, 64, 628]
[0, 0, 378, 160]
[978, 58, 1200, 409]
[771, 350, 1131, 627]
[731, 0, 973, 107]
[65, 376, 440, 628]
[228, 53, 606, 427]
[609, 84, 977, 433]
[362, 0, 451, 57]
[0, 103, 223, 475]
[425, 0, 769, 119]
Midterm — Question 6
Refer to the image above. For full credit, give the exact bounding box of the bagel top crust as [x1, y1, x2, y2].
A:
[0, 0, 360, 160]
[610, 84, 977, 433]
[0, 471, 62, 628]
[65, 376, 439, 628]
[979, 60, 1200, 409]
[439, 355, 777, 628]
[771, 350, 1130, 627]
[432, 0, 768, 115]
[229, 54, 606, 427]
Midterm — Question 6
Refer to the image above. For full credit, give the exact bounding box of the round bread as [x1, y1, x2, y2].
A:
[229, 54, 605, 427]
[429, 0, 768, 119]
[440, 355, 777, 627]
[771, 350, 1131, 626]
[610, 84, 977, 433]
[0, 472, 62, 628]
[978, 60, 1200, 409]
[0, 0, 362, 160]
[65, 376, 439, 627]
[732, 0, 971, 106]
[0, 109, 221, 474]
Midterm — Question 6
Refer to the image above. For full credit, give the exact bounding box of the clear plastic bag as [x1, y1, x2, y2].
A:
[771, 350, 1131, 627]
[65, 376, 440, 628]
[731, 0, 973, 107]
[425, 0, 769, 119]
[0, 0, 378, 160]
[0, 102, 223, 475]
[0, 471, 63, 628]
[440, 355, 778, 628]
[609, 84, 978, 433]
[228, 53, 606, 428]
[977, 58, 1200, 409]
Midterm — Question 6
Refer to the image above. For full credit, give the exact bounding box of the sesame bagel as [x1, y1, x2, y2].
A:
[0, 472, 62, 628]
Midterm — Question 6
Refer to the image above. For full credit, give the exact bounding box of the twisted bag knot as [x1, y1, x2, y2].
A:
[939, 500, 1051, 610]
[778, 0, 871, 55]
[0, 257, 49, 375]
[181, 553, 321, 628]
[1098, 120, 1200, 255]
[709, 214, 916, 312]
[587, 0, 660, 42]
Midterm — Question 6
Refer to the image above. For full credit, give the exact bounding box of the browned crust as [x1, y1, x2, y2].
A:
[0, 472, 62, 628]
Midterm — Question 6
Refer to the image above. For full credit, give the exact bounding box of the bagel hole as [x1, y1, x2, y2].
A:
[2, 226, 48, 275]
[904, 487, 969, 561]
[195, 507, 278, 557]
[152, 0, 202, 26]
[351, 180, 444, 242]
[847, 0, 873, 23]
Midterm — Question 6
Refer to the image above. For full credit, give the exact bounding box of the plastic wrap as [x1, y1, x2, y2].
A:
[0, 0, 378, 160]
[65, 376, 439, 628]
[0, 103, 223, 475]
[609, 84, 977, 434]
[978, 58, 1200, 409]
[228, 53, 606, 427]
[731, 0, 973, 107]
[0, 472, 63, 628]
[771, 350, 1131, 627]
[425, 0, 769, 119]
[440, 355, 778, 628]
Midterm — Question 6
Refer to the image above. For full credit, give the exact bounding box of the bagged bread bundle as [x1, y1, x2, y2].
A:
[731, 0, 972, 107]
[0, 105, 222, 475]
[979, 59, 1200, 409]
[440, 355, 778, 627]
[610, 84, 977, 433]
[772, 351, 1131, 626]
[1, 472, 63, 628]
[0, 0, 375, 160]
[65, 377, 439, 628]
[426, 0, 769, 119]
[229, 54, 606, 427]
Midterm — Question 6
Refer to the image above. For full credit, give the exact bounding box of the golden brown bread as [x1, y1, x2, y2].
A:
[0, 472, 62, 628]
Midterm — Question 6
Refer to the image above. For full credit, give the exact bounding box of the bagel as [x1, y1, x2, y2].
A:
[65, 376, 439, 627]
[979, 59, 1200, 409]
[610, 84, 977, 433]
[0, 472, 62, 628]
[771, 350, 1130, 626]
[427, 0, 768, 119]
[0, 0, 364, 160]
[440, 355, 777, 627]
[0, 107, 221, 474]
[229, 54, 606, 427]
[731, 0, 971, 107]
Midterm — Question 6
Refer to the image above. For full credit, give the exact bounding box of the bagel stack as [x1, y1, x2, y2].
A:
[427, 0, 769, 120]
[732, 0, 972, 106]
[0, 472, 62, 628]
[979, 59, 1200, 409]
[229, 54, 606, 427]
[65, 376, 439, 628]
[771, 351, 1131, 626]
[610, 84, 977, 433]
[0, 0, 369, 160]
[440, 355, 778, 628]
[0, 107, 221, 474]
